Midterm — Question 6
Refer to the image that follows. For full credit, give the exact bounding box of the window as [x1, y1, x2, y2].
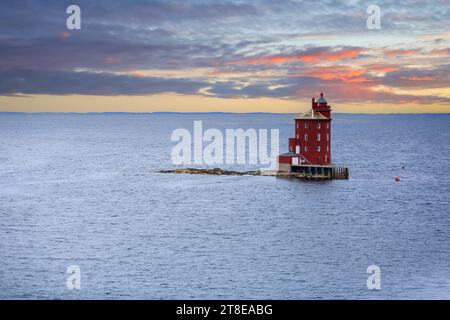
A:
[304, 133, 308, 141]
[327, 133, 329, 141]
[317, 146, 321, 152]
[296, 133, 299, 139]
[317, 133, 321, 141]
[304, 146, 308, 152]
[304, 123, 308, 128]
[316, 123, 321, 129]
[327, 123, 329, 129]
[326, 146, 329, 152]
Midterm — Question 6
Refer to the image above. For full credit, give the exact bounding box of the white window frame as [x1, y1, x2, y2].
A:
[304, 146, 308, 152]
[304, 133, 308, 141]
[317, 146, 321, 152]
[304, 123, 308, 128]
[317, 133, 321, 141]
[316, 123, 321, 129]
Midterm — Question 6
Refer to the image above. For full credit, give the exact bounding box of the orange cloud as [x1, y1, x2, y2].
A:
[384, 49, 421, 57]
[231, 48, 363, 65]
[104, 56, 121, 65]
[299, 49, 362, 63]
[231, 55, 289, 65]
[403, 76, 436, 81]
[430, 48, 449, 56]
[57, 31, 71, 39]
[291, 66, 369, 83]
[366, 64, 399, 73]
[128, 71, 146, 78]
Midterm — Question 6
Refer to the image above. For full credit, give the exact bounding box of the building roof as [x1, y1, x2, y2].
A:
[296, 109, 328, 120]
[278, 152, 297, 157]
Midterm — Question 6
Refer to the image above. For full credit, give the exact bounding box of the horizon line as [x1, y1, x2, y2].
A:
[1, 111, 450, 115]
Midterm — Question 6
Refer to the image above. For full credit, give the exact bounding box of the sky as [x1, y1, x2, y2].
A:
[0, 0, 449, 113]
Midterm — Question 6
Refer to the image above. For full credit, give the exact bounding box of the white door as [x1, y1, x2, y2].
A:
[295, 145, 300, 154]
[292, 157, 299, 165]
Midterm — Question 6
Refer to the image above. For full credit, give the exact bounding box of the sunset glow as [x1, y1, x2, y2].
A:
[0, 1, 449, 113]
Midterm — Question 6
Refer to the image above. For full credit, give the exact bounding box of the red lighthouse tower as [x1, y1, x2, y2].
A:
[278, 93, 347, 179]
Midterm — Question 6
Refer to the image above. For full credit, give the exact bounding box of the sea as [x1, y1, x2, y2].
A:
[0, 113, 449, 299]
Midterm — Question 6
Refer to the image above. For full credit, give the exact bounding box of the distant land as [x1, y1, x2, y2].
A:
[1, 112, 450, 115]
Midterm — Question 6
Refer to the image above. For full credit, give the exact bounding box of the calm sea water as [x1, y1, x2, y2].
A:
[0, 113, 449, 299]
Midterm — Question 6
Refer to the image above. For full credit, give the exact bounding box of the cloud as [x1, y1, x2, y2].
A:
[1, 65, 449, 106]
[384, 49, 421, 57]
[230, 47, 364, 65]
[382, 65, 450, 89]
[0, 0, 449, 109]
[430, 48, 449, 56]
[0, 69, 207, 96]
[365, 64, 399, 73]
[403, 76, 436, 81]
[0, 35, 221, 71]
[290, 66, 369, 83]
[57, 31, 71, 40]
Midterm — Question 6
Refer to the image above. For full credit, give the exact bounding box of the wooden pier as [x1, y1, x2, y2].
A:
[279, 164, 349, 180]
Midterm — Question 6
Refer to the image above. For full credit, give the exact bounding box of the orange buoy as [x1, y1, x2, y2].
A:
[395, 176, 401, 181]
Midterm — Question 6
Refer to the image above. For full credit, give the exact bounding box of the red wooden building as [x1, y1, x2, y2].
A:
[278, 93, 347, 178]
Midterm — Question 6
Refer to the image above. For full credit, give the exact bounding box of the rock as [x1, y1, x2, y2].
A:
[159, 168, 262, 176]
[159, 168, 331, 179]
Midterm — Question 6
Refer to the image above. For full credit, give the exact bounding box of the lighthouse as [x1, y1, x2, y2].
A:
[278, 93, 348, 179]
